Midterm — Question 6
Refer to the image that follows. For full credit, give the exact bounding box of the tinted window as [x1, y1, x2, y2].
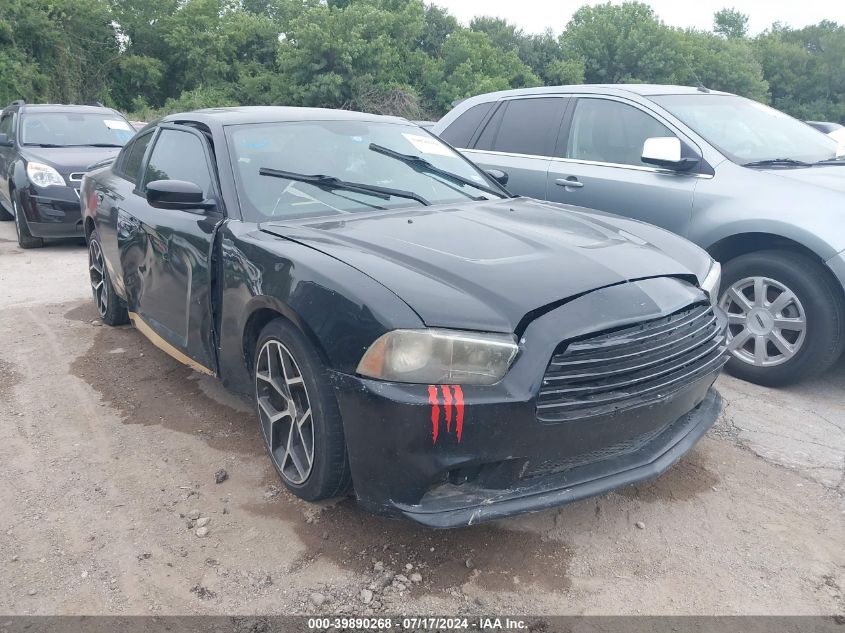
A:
[566, 98, 675, 167]
[488, 98, 565, 157]
[0, 113, 14, 139]
[143, 129, 212, 195]
[117, 132, 153, 183]
[439, 102, 494, 148]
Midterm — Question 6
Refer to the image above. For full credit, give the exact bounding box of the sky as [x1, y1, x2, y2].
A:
[429, 0, 845, 36]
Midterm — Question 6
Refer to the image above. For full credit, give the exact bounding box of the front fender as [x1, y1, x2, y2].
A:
[216, 223, 424, 394]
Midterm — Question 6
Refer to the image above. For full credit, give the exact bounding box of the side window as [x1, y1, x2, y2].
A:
[566, 98, 675, 167]
[439, 102, 494, 148]
[118, 131, 154, 183]
[142, 129, 212, 195]
[480, 98, 566, 157]
[0, 113, 14, 139]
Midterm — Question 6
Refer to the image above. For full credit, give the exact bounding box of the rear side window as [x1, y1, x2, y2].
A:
[142, 129, 212, 195]
[439, 102, 494, 148]
[476, 98, 566, 157]
[118, 131, 153, 183]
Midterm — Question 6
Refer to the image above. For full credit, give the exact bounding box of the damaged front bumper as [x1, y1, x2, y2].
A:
[332, 277, 727, 528]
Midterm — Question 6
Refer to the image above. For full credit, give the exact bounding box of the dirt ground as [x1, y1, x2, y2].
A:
[0, 222, 843, 616]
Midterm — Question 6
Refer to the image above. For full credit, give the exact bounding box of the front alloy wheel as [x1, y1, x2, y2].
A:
[720, 276, 806, 367]
[253, 318, 350, 501]
[256, 339, 315, 486]
[718, 250, 845, 386]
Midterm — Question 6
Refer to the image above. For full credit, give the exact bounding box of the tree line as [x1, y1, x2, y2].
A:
[1, 0, 843, 123]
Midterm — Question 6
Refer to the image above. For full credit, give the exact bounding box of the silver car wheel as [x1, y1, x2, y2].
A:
[255, 340, 315, 485]
[88, 238, 108, 317]
[720, 276, 807, 367]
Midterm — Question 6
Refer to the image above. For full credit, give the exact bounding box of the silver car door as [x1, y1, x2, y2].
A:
[546, 96, 701, 238]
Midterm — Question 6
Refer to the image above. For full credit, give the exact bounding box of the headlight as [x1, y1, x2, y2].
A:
[357, 329, 518, 385]
[26, 162, 65, 187]
[700, 260, 721, 305]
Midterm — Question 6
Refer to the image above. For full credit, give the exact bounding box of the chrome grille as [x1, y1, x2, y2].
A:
[69, 172, 85, 182]
[537, 303, 727, 423]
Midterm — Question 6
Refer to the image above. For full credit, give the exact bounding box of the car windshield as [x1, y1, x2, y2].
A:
[21, 111, 134, 147]
[651, 94, 840, 165]
[227, 120, 504, 221]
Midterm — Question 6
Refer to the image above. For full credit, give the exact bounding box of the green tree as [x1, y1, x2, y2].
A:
[714, 8, 749, 39]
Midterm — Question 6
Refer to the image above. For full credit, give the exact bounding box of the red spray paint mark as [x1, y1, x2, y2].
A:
[440, 385, 453, 432]
[428, 385, 465, 445]
[453, 385, 465, 443]
[427, 385, 440, 444]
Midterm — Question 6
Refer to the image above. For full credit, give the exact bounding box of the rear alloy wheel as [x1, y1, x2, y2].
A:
[254, 318, 351, 500]
[12, 191, 42, 249]
[719, 250, 844, 386]
[88, 229, 129, 326]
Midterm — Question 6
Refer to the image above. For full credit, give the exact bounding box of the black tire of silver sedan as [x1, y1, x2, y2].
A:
[88, 229, 129, 326]
[12, 190, 42, 249]
[254, 318, 351, 501]
[719, 250, 845, 386]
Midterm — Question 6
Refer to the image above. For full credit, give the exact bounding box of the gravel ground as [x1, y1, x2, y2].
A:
[0, 222, 843, 616]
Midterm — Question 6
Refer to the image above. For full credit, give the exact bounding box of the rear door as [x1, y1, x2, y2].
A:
[95, 129, 155, 291]
[118, 124, 224, 374]
[459, 96, 569, 199]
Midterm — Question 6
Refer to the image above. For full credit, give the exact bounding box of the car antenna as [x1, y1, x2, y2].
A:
[683, 56, 710, 93]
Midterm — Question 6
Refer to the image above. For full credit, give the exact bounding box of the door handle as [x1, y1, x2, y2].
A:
[555, 177, 584, 189]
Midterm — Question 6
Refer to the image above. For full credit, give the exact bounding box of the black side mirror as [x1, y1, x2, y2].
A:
[0, 133, 12, 147]
[486, 169, 509, 186]
[146, 179, 215, 210]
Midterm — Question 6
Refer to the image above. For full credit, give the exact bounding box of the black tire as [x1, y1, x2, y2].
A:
[719, 249, 845, 386]
[253, 318, 351, 501]
[88, 228, 129, 326]
[12, 189, 42, 249]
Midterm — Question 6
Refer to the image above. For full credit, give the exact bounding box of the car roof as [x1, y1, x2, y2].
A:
[14, 104, 119, 115]
[451, 83, 734, 106]
[161, 106, 408, 127]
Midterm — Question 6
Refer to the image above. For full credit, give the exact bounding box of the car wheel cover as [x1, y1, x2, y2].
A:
[719, 276, 807, 367]
[255, 339, 315, 485]
[88, 238, 108, 317]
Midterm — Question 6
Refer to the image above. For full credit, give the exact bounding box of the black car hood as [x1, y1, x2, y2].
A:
[260, 198, 708, 332]
[21, 146, 121, 175]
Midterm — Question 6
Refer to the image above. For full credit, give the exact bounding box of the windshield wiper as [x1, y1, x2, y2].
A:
[369, 143, 505, 198]
[23, 143, 64, 148]
[742, 158, 812, 168]
[814, 156, 845, 165]
[259, 168, 430, 206]
[70, 143, 124, 148]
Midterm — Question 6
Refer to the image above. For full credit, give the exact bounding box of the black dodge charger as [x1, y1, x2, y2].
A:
[81, 107, 728, 527]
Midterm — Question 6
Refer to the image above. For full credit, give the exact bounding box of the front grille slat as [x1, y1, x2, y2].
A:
[545, 319, 720, 382]
[537, 302, 727, 423]
[550, 311, 717, 367]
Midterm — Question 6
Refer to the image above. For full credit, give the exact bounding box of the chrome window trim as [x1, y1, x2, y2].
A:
[462, 148, 714, 179]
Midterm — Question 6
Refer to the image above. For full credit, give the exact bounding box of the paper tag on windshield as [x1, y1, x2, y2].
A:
[104, 119, 132, 131]
[401, 133, 454, 157]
